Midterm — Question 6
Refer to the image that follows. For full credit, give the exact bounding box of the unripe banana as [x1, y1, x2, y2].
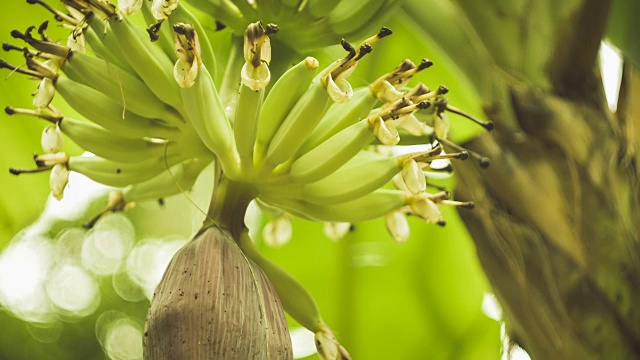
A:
[260, 189, 407, 223]
[234, 83, 263, 172]
[108, 16, 184, 113]
[264, 150, 400, 205]
[255, 57, 319, 163]
[288, 119, 373, 183]
[123, 158, 211, 202]
[180, 64, 238, 175]
[263, 80, 331, 169]
[55, 76, 180, 139]
[67, 154, 186, 187]
[84, 18, 135, 73]
[298, 86, 378, 155]
[58, 118, 169, 163]
[63, 51, 184, 125]
[140, 0, 176, 59]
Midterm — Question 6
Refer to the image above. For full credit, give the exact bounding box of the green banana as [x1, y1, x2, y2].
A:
[140, 0, 176, 60]
[67, 153, 187, 187]
[255, 57, 319, 163]
[298, 86, 378, 155]
[180, 64, 239, 175]
[58, 118, 169, 163]
[262, 150, 401, 205]
[108, 15, 184, 113]
[55, 76, 180, 139]
[85, 13, 136, 73]
[123, 157, 211, 202]
[63, 50, 184, 125]
[233, 82, 263, 172]
[263, 80, 331, 170]
[288, 118, 373, 183]
[260, 189, 407, 222]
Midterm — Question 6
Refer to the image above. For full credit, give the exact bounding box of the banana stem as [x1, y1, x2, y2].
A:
[204, 174, 257, 239]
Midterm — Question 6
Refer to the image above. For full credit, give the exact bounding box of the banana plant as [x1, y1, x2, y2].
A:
[4, 0, 634, 359]
[0, 0, 498, 359]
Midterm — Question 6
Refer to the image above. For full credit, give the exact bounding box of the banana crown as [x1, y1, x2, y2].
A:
[3, 1, 491, 358]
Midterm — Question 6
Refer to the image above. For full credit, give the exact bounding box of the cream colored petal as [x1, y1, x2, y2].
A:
[50, 163, 69, 200]
[241, 62, 270, 91]
[41, 125, 63, 154]
[402, 159, 426, 195]
[385, 211, 410, 243]
[373, 118, 399, 145]
[173, 57, 198, 88]
[120, 0, 143, 16]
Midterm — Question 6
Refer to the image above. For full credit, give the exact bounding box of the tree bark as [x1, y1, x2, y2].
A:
[449, 38, 640, 360]
[429, 0, 640, 358]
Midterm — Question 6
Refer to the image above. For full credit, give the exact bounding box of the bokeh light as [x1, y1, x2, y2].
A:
[126, 237, 187, 300]
[82, 213, 135, 276]
[96, 311, 144, 360]
[0, 234, 55, 323]
[45, 264, 100, 318]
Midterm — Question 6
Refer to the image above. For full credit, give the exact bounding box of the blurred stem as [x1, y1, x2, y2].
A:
[549, 0, 612, 96]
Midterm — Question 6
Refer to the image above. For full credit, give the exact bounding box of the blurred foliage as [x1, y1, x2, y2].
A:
[0, 1, 500, 359]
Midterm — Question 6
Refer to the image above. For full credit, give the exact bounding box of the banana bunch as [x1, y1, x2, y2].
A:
[3, 1, 492, 358]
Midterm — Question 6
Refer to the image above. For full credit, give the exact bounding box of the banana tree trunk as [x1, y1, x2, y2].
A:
[405, 0, 640, 358]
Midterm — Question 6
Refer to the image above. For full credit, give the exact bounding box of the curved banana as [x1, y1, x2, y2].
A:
[298, 86, 378, 155]
[180, 64, 238, 175]
[83, 16, 135, 73]
[123, 157, 211, 202]
[255, 57, 319, 163]
[58, 118, 170, 163]
[63, 50, 184, 125]
[67, 153, 187, 188]
[260, 189, 407, 223]
[55, 76, 180, 139]
[263, 150, 400, 205]
[288, 119, 373, 183]
[263, 79, 331, 170]
[108, 15, 184, 113]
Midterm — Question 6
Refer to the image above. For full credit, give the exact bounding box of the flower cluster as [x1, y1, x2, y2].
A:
[1, 0, 492, 358]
